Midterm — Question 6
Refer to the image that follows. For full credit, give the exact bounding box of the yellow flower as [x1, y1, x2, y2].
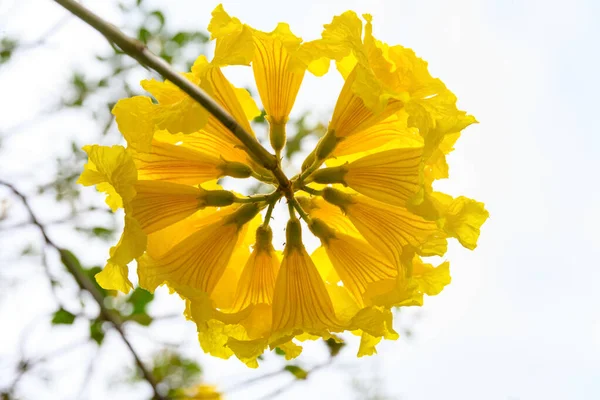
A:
[322, 187, 440, 273]
[271, 218, 341, 342]
[311, 146, 424, 207]
[209, 5, 325, 155]
[79, 6, 488, 364]
[231, 225, 280, 311]
[309, 218, 397, 306]
[138, 204, 260, 293]
[177, 384, 222, 400]
[78, 145, 145, 293]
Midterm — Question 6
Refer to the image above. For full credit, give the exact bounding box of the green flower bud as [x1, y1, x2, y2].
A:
[322, 187, 354, 211]
[219, 161, 252, 178]
[311, 164, 349, 185]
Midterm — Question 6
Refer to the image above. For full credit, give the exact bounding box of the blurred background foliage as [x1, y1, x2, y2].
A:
[0, 1, 410, 399]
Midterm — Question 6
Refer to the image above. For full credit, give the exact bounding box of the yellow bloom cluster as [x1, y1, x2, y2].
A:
[78, 5, 488, 367]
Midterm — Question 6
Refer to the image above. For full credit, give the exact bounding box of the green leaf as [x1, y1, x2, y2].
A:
[52, 308, 76, 325]
[284, 365, 308, 380]
[90, 319, 105, 345]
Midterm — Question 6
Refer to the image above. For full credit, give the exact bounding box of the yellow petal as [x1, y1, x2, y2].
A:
[226, 337, 268, 368]
[231, 230, 280, 311]
[208, 5, 254, 66]
[323, 147, 424, 207]
[271, 240, 341, 340]
[193, 62, 257, 138]
[331, 110, 422, 159]
[252, 23, 304, 126]
[95, 261, 132, 293]
[327, 191, 439, 271]
[234, 86, 262, 122]
[297, 196, 360, 238]
[310, 245, 338, 283]
[130, 180, 204, 234]
[350, 306, 398, 341]
[145, 205, 227, 260]
[111, 97, 155, 153]
[325, 283, 361, 324]
[276, 340, 303, 360]
[131, 135, 223, 185]
[181, 384, 223, 400]
[210, 246, 252, 310]
[434, 194, 489, 250]
[320, 231, 397, 305]
[78, 145, 137, 211]
[96, 215, 147, 293]
[114, 73, 210, 150]
[137, 220, 239, 293]
[138, 204, 260, 292]
[329, 68, 403, 139]
[357, 331, 382, 357]
[413, 258, 451, 296]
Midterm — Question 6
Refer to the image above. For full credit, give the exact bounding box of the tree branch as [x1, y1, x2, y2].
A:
[53, 0, 291, 189]
[0, 180, 166, 400]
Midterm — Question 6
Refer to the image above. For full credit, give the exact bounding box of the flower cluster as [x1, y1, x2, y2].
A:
[78, 5, 488, 367]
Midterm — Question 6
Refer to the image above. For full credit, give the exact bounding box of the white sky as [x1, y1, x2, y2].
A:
[1, 0, 599, 399]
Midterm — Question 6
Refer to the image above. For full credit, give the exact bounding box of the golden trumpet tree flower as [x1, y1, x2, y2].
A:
[79, 4, 488, 367]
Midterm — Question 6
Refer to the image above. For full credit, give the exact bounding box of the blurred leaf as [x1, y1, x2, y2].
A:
[138, 27, 151, 43]
[60, 249, 83, 272]
[82, 266, 108, 295]
[0, 37, 18, 65]
[141, 350, 202, 392]
[75, 226, 115, 240]
[127, 287, 154, 315]
[51, 308, 76, 325]
[90, 318, 105, 345]
[325, 337, 346, 357]
[284, 365, 308, 380]
[149, 11, 166, 30]
[20, 243, 37, 256]
[253, 109, 267, 124]
[126, 313, 153, 326]
[274, 347, 286, 356]
[171, 32, 188, 45]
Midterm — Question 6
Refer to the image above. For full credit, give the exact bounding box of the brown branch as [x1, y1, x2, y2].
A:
[0, 180, 166, 400]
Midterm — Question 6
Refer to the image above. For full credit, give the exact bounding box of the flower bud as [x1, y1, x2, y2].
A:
[311, 165, 349, 185]
[219, 161, 253, 178]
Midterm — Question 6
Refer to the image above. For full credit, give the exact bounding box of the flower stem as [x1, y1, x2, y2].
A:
[290, 196, 312, 224]
[234, 191, 279, 204]
[262, 200, 277, 228]
[300, 185, 323, 196]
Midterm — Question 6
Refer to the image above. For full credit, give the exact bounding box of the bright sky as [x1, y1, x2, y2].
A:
[1, 0, 599, 399]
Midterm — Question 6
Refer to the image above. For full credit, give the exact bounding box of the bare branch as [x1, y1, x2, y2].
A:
[0, 180, 166, 400]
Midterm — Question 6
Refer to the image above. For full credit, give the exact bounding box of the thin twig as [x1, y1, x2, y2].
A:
[257, 360, 333, 400]
[0, 180, 166, 400]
